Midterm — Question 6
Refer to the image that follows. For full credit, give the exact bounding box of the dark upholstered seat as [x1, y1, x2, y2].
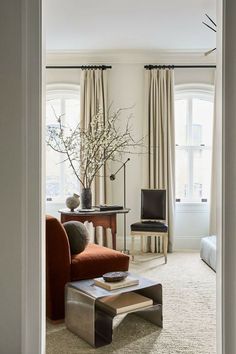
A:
[130, 189, 168, 263]
[131, 221, 168, 233]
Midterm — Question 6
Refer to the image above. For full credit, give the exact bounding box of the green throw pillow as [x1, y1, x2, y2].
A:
[63, 221, 89, 255]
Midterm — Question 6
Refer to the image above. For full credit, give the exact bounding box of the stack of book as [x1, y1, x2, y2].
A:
[94, 276, 139, 291]
[98, 205, 123, 211]
[96, 292, 153, 315]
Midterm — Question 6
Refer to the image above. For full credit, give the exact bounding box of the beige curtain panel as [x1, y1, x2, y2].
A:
[80, 69, 107, 131]
[143, 68, 175, 252]
[80, 68, 112, 247]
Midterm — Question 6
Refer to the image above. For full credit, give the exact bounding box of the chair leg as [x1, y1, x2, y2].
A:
[141, 236, 144, 253]
[163, 235, 168, 264]
[131, 235, 135, 261]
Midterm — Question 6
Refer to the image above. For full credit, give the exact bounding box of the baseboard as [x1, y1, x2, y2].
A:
[116, 235, 141, 251]
[174, 236, 202, 250]
[116, 235, 202, 251]
[47, 318, 64, 325]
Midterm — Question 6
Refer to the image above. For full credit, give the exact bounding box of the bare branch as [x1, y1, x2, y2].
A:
[46, 107, 143, 188]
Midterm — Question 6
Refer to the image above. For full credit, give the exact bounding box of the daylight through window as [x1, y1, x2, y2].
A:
[46, 88, 80, 202]
[175, 87, 214, 203]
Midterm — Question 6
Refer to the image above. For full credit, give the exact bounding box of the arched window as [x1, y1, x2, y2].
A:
[46, 84, 80, 202]
[175, 84, 214, 203]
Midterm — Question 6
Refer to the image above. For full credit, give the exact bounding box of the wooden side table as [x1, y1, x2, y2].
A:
[59, 208, 130, 250]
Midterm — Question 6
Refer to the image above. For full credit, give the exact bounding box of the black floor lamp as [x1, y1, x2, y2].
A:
[110, 158, 130, 254]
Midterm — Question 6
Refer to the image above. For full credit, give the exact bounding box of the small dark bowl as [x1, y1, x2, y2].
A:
[103, 271, 128, 282]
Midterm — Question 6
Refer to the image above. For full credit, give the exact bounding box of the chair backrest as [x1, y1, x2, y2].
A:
[141, 189, 166, 220]
[46, 215, 71, 320]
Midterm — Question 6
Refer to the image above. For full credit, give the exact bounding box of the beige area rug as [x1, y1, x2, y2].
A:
[46, 252, 216, 354]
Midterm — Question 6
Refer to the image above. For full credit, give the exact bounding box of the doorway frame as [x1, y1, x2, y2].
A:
[21, 0, 226, 353]
[21, 0, 45, 353]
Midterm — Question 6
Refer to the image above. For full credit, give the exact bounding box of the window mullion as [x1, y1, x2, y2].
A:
[187, 97, 191, 146]
[188, 98, 193, 200]
[189, 149, 194, 200]
[60, 98, 66, 199]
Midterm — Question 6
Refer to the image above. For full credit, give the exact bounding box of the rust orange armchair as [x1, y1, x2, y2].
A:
[46, 215, 130, 320]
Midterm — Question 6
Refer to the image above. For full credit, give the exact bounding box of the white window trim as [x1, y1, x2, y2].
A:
[47, 82, 80, 93]
[175, 83, 214, 97]
[46, 84, 80, 204]
[175, 83, 214, 206]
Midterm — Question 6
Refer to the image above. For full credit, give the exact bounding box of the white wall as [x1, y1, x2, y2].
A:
[175, 68, 215, 85]
[109, 65, 215, 250]
[223, 0, 236, 352]
[0, 0, 43, 353]
[46, 68, 81, 85]
[0, 3, 22, 351]
[46, 53, 215, 250]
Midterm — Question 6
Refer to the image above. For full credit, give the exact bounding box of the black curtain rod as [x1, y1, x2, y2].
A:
[46, 65, 112, 70]
[144, 64, 216, 69]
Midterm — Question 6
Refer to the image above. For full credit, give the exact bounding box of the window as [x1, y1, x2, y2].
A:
[175, 86, 214, 203]
[46, 86, 80, 202]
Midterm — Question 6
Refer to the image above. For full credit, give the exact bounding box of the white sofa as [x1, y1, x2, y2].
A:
[200, 235, 216, 272]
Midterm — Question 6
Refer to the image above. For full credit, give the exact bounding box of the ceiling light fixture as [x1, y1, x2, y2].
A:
[203, 14, 217, 56]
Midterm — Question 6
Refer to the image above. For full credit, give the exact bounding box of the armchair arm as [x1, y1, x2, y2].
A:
[46, 215, 71, 320]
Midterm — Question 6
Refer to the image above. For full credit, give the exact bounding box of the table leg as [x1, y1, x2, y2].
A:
[65, 286, 96, 347]
[135, 284, 163, 328]
[163, 234, 168, 264]
[141, 236, 144, 253]
[65, 285, 114, 348]
[102, 228, 107, 247]
[110, 215, 117, 250]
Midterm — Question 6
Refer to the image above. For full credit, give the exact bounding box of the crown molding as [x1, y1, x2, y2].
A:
[46, 49, 216, 66]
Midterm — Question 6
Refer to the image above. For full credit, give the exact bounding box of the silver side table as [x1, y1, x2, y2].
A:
[65, 273, 163, 347]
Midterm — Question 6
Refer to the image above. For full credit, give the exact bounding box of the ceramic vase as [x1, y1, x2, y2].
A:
[66, 193, 80, 211]
[81, 188, 92, 209]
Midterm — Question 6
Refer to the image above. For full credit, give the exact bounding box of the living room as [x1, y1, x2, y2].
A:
[45, 1, 216, 353]
[6, 0, 236, 353]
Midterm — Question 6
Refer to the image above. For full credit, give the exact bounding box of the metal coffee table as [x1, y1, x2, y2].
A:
[65, 273, 163, 347]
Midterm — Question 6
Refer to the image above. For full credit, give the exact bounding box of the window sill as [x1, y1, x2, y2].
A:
[46, 200, 65, 205]
[175, 202, 209, 213]
[176, 201, 209, 205]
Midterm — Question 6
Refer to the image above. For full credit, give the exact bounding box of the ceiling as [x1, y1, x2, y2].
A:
[45, 0, 216, 52]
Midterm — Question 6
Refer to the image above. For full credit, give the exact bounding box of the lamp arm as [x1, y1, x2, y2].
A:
[110, 158, 130, 178]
